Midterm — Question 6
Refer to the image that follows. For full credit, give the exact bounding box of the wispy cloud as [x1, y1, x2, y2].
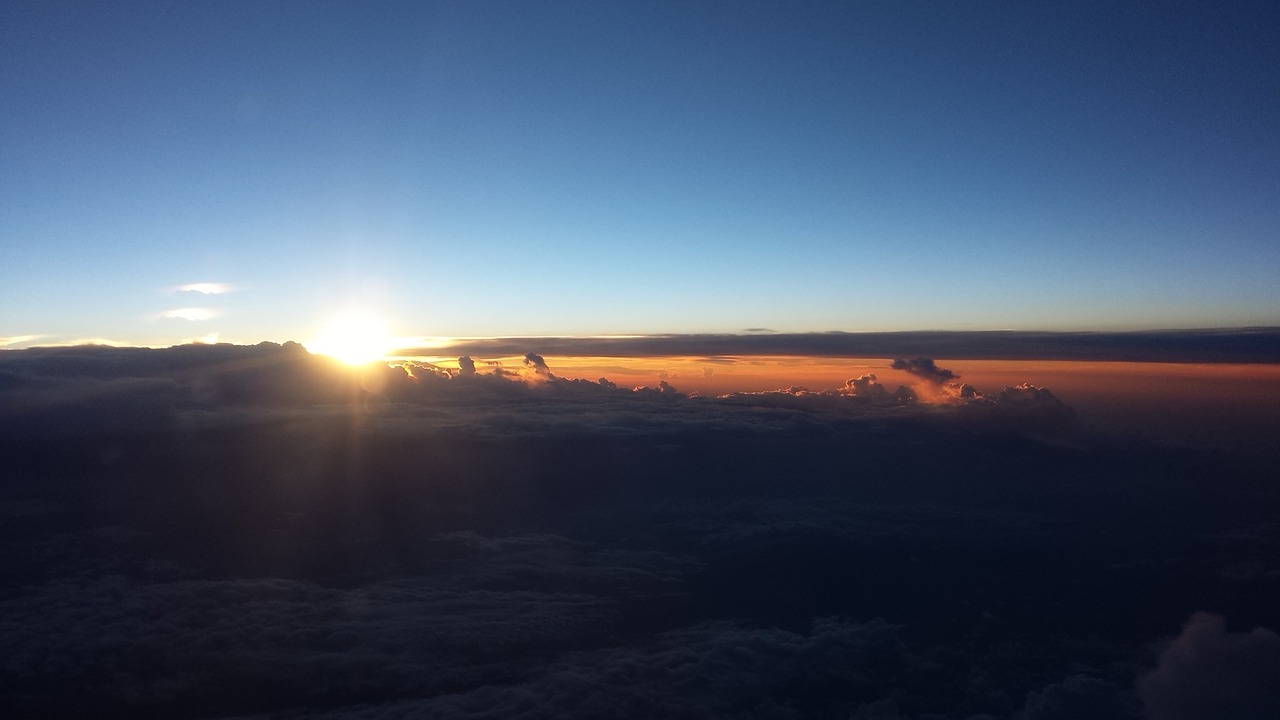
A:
[172, 282, 233, 295]
[0, 335, 43, 347]
[160, 308, 217, 321]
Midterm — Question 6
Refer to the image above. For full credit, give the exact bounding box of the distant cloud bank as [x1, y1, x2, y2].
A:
[0, 342, 1073, 440]
[403, 328, 1280, 364]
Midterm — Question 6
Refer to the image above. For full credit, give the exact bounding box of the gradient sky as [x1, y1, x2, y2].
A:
[3, 1, 1279, 346]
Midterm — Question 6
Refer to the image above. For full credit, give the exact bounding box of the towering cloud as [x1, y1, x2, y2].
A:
[457, 355, 476, 376]
[524, 351, 551, 377]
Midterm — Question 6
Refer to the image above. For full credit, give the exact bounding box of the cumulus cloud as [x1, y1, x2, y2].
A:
[843, 373, 890, 398]
[716, 360, 1067, 424]
[993, 384, 1074, 422]
[1138, 613, 1280, 720]
[881, 358, 1075, 427]
[886, 358, 973, 405]
[457, 355, 476, 376]
[838, 373, 918, 404]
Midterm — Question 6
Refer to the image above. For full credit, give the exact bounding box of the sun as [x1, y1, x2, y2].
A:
[304, 311, 399, 366]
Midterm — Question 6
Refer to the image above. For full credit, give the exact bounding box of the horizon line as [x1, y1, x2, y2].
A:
[6, 326, 1280, 364]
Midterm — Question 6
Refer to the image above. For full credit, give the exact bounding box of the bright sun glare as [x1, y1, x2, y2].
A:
[304, 312, 398, 366]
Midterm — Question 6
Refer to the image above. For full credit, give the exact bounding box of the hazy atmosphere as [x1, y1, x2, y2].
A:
[3, 2, 1279, 719]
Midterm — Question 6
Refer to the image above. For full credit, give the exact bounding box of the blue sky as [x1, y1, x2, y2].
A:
[2, 1, 1278, 346]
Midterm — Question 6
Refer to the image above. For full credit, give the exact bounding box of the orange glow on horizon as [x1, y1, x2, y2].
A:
[401, 354, 892, 393]
[400, 353, 1280, 438]
[399, 354, 1280, 395]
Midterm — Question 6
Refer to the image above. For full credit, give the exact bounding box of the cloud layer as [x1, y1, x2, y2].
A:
[1138, 613, 1280, 720]
[1, 342, 1277, 719]
[0, 344, 1076, 441]
[400, 328, 1280, 364]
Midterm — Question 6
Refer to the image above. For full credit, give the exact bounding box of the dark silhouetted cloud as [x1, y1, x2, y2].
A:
[892, 357, 960, 385]
[1018, 675, 1137, 720]
[1138, 613, 1280, 720]
[458, 355, 476, 376]
[523, 351, 550, 377]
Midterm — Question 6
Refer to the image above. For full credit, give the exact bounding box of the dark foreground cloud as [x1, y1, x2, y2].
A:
[1, 343, 1278, 719]
[1017, 675, 1137, 720]
[1137, 613, 1280, 720]
[295, 618, 919, 719]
